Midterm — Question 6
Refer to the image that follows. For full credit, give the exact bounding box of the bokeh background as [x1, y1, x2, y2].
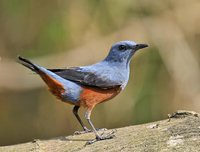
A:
[0, 0, 200, 146]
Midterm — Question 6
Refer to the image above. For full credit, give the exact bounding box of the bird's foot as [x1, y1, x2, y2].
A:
[74, 127, 92, 135]
[96, 128, 107, 131]
[86, 129, 117, 145]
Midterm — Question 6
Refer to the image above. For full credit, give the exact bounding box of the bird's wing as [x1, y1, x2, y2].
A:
[48, 67, 122, 89]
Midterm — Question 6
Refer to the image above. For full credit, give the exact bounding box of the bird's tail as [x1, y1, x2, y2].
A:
[18, 56, 40, 73]
[18, 56, 67, 99]
[18, 56, 82, 102]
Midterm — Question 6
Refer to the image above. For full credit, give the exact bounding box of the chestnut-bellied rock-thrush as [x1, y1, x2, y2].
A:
[18, 41, 148, 144]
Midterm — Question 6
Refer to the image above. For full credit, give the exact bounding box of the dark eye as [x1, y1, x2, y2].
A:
[118, 45, 126, 51]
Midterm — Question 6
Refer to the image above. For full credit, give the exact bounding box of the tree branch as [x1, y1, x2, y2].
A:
[0, 110, 200, 151]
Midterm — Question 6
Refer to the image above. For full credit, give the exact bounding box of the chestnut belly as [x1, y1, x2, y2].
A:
[79, 86, 121, 110]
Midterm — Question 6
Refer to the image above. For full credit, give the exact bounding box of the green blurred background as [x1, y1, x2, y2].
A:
[0, 0, 200, 146]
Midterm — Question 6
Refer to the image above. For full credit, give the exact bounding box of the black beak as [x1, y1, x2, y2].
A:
[135, 44, 148, 50]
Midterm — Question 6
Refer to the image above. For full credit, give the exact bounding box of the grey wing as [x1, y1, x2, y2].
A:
[48, 67, 122, 89]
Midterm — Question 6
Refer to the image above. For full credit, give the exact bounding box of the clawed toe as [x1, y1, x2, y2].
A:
[86, 130, 116, 145]
[96, 128, 107, 131]
[97, 133, 115, 140]
[100, 129, 116, 136]
[86, 134, 115, 145]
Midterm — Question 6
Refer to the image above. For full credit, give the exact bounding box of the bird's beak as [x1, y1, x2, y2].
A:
[135, 44, 148, 51]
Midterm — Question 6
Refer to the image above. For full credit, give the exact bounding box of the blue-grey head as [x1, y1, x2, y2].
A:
[104, 41, 148, 64]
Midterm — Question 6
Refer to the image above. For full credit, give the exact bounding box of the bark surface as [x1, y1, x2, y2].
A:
[0, 110, 200, 152]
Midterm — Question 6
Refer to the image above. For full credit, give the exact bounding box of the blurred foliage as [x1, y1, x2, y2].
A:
[0, 0, 200, 146]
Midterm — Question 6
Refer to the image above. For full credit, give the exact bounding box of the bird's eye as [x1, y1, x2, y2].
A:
[118, 45, 126, 51]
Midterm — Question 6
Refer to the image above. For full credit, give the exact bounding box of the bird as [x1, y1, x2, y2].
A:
[18, 40, 148, 144]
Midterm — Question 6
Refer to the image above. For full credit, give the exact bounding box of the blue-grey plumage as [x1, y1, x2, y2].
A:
[18, 56, 82, 103]
[18, 41, 148, 102]
[39, 67, 83, 102]
[51, 41, 148, 90]
[18, 40, 148, 144]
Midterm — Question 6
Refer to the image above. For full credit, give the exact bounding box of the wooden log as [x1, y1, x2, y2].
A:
[0, 110, 200, 152]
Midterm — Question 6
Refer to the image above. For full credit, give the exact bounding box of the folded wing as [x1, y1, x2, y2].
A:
[49, 67, 121, 89]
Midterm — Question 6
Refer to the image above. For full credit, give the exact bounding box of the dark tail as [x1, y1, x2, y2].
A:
[18, 56, 67, 99]
[18, 56, 40, 73]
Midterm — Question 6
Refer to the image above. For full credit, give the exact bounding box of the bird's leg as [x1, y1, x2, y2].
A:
[85, 110, 115, 145]
[72, 106, 92, 135]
